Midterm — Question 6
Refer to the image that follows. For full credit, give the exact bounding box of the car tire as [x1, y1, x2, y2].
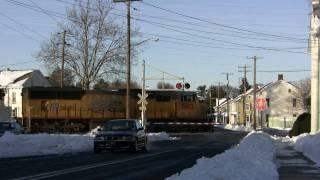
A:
[141, 138, 148, 151]
[131, 140, 139, 153]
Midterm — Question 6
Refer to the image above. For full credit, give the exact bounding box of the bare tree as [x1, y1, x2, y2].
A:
[37, 0, 127, 90]
[294, 78, 311, 111]
[48, 67, 75, 87]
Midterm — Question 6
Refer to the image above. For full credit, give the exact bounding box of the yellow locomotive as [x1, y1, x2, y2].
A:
[20, 87, 209, 133]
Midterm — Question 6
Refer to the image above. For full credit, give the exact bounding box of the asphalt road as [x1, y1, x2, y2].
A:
[0, 128, 247, 180]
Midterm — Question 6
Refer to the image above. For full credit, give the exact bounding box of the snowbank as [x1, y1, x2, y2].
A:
[0, 130, 178, 158]
[220, 124, 253, 132]
[291, 132, 320, 166]
[147, 132, 180, 141]
[0, 132, 93, 158]
[167, 132, 278, 180]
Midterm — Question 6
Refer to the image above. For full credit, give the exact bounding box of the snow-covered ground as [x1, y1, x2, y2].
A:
[0, 131, 177, 158]
[288, 132, 320, 167]
[167, 131, 278, 180]
[217, 124, 253, 132]
[0, 132, 93, 158]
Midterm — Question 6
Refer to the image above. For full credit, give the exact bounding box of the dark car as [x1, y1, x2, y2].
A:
[94, 119, 148, 153]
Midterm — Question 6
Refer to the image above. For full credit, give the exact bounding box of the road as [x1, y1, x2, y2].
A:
[0, 128, 247, 180]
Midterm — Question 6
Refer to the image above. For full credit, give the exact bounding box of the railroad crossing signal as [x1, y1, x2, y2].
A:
[139, 106, 146, 111]
[137, 93, 148, 105]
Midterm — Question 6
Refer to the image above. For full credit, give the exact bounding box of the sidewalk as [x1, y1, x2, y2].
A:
[275, 140, 320, 180]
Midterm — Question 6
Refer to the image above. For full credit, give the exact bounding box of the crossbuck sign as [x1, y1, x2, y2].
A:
[137, 93, 148, 111]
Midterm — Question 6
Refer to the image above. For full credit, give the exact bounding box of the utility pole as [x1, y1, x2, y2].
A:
[247, 56, 263, 130]
[141, 60, 146, 128]
[216, 82, 222, 124]
[113, 0, 142, 119]
[238, 65, 251, 125]
[59, 30, 67, 88]
[310, 0, 320, 132]
[222, 72, 233, 124]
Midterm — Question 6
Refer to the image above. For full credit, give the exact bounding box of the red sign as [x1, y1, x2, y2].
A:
[256, 98, 267, 111]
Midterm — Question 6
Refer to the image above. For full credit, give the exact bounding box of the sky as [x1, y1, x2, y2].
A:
[0, 0, 312, 90]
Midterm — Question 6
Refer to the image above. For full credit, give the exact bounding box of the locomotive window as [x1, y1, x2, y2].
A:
[156, 95, 171, 102]
[181, 95, 194, 102]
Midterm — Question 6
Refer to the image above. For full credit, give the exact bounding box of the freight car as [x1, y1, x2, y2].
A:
[19, 87, 210, 133]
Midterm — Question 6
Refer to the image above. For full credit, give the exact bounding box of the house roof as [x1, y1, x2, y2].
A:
[0, 70, 34, 87]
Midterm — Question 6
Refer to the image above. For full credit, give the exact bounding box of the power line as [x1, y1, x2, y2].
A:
[136, 18, 308, 54]
[257, 69, 311, 73]
[27, 0, 60, 23]
[53, 0, 310, 52]
[0, 11, 48, 39]
[0, 21, 41, 42]
[140, 1, 308, 41]
[135, 18, 308, 44]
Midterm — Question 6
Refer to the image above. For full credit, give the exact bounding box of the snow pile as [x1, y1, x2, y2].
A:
[222, 124, 253, 132]
[167, 132, 278, 180]
[0, 132, 93, 158]
[147, 132, 179, 141]
[86, 126, 101, 137]
[291, 132, 320, 166]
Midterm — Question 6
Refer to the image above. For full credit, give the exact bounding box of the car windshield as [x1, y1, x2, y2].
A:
[103, 121, 136, 131]
[0, 123, 12, 131]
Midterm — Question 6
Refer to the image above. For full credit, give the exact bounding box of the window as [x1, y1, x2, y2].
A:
[288, 89, 291, 93]
[266, 98, 270, 107]
[181, 95, 194, 102]
[293, 114, 297, 117]
[12, 92, 16, 104]
[293, 98, 297, 108]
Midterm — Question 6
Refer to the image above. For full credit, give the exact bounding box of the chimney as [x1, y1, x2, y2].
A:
[278, 74, 283, 81]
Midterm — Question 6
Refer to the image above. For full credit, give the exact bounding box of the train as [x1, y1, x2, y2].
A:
[17, 87, 211, 133]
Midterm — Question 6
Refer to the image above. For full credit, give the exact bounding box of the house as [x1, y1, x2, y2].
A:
[216, 74, 305, 129]
[0, 89, 11, 122]
[0, 69, 51, 120]
[256, 74, 305, 129]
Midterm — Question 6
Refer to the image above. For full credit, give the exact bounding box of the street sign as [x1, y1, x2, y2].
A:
[256, 98, 267, 111]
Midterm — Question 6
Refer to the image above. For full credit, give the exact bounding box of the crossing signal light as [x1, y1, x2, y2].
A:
[184, 83, 190, 89]
[176, 83, 182, 89]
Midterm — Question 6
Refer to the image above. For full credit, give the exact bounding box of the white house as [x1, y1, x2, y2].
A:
[216, 75, 305, 129]
[257, 74, 305, 129]
[0, 69, 51, 119]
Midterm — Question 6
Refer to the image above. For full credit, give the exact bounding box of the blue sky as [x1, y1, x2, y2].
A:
[0, 0, 312, 90]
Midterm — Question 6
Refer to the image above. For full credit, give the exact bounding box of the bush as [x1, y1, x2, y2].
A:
[289, 112, 311, 137]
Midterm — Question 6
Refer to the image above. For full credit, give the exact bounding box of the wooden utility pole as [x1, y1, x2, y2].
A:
[113, 0, 141, 119]
[247, 56, 262, 130]
[222, 72, 233, 124]
[216, 82, 221, 124]
[238, 65, 251, 125]
[60, 30, 67, 88]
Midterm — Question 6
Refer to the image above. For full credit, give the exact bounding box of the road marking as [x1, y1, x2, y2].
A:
[13, 150, 175, 180]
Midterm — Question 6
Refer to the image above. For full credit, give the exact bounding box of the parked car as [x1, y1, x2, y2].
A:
[94, 119, 148, 153]
[0, 121, 24, 136]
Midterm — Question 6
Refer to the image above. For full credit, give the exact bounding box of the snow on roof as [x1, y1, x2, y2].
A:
[0, 70, 33, 87]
